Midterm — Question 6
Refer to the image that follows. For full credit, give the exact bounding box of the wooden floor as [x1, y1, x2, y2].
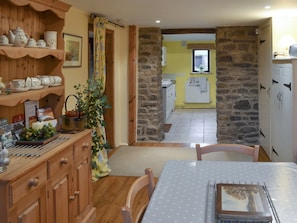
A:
[92, 143, 270, 223]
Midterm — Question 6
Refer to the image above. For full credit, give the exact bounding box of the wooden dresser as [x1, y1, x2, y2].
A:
[0, 0, 96, 222]
[0, 129, 96, 223]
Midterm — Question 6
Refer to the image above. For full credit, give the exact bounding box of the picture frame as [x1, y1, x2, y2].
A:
[215, 183, 272, 222]
[63, 33, 82, 67]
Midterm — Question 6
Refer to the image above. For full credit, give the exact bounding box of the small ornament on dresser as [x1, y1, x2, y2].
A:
[0, 77, 5, 94]
[0, 136, 10, 173]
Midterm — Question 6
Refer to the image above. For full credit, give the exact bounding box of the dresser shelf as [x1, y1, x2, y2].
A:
[0, 46, 64, 60]
[0, 86, 64, 107]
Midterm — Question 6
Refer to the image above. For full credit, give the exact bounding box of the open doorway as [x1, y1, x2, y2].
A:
[161, 33, 217, 144]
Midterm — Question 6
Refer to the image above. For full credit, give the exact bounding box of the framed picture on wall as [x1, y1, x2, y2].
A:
[63, 33, 82, 67]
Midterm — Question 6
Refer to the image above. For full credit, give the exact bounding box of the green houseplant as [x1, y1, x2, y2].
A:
[74, 78, 111, 179]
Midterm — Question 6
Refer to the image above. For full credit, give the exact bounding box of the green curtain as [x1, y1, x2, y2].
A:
[91, 16, 111, 181]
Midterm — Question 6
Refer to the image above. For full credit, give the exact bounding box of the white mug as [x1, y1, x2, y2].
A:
[27, 38, 37, 47]
[54, 76, 62, 84]
[38, 76, 50, 86]
[12, 79, 25, 89]
[37, 39, 46, 48]
[0, 35, 9, 45]
[49, 76, 55, 85]
[31, 77, 41, 87]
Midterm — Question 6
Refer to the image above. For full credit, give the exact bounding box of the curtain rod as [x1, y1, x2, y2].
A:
[108, 20, 124, 28]
[90, 13, 124, 28]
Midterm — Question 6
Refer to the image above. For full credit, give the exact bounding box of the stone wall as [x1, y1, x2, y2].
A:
[137, 27, 164, 141]
[216, 26, 259, 145]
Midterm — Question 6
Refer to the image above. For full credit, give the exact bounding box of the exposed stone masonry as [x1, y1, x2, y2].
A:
[136, 26, 259, 145]
[137, 27, 164, 141]
[216, 27, 259, 145]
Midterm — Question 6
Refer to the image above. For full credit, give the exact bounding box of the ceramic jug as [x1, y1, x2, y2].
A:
[8, 27, 29, 47]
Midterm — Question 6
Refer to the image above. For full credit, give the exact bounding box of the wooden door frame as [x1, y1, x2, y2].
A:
[104, 29, 115, 148]
[128, 26, 137, 145]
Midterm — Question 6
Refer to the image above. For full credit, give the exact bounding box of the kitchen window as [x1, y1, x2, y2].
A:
[192, 49, 210, 73]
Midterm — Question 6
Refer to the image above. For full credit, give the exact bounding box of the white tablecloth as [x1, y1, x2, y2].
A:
[142, 160, 297, 223]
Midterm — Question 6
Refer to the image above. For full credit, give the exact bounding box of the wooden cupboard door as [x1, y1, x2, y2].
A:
[18, 201, 40, 223]
[73, 133, 95, 222]
[9, 186, 47, 223]
[271, 64, 281, 161]
[271, 63, 294, 162]
[76, 159, 89, 212]
[47, 166, 73, 223]
[258, 19, 272, 158]
[277, 64, 293, 161]
[74, 157, 91, 219]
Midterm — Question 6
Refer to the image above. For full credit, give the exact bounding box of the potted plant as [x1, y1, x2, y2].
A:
[74, 78, 111, 179]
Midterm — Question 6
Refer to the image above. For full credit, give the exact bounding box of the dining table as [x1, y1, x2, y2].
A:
[142, 160, 297, 223]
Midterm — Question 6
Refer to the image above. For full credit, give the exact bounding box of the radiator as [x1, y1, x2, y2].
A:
[185, 78, 210, 103]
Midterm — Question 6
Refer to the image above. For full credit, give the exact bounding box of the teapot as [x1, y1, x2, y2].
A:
[8, 27, 29, 47]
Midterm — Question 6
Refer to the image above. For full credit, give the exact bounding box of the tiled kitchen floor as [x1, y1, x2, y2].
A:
[161, 108, 217, 146]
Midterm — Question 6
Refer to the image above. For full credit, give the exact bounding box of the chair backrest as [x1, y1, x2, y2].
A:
[196, 144, 259, 162]
[121, 168, 155, 223]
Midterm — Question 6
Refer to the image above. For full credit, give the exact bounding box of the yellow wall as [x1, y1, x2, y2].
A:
[63, 7, 89, 109]
[162, 41, 216, 108]
[63, 6, 129, 147]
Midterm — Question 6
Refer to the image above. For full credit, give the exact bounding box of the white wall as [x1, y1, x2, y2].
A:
[272, 16, 297, 56]
[63, 6, 129, 147]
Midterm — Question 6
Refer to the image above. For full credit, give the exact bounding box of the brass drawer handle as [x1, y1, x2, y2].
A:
[69, 195, 75, 200]
[60, 158, 68, 165]
[74, 191, 80, 196]
[28, 177, 39, 187]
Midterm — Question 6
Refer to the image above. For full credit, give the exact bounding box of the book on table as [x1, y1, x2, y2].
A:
[215, 183, 272, 223]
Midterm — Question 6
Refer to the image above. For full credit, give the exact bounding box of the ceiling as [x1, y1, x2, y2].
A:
[62, 0, 297, 41]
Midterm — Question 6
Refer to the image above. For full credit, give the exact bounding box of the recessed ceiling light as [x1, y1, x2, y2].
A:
[264, 5, 271, 9]
[155, 20, 161, 24]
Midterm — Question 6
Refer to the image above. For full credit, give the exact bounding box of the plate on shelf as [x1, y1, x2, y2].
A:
[30, 85, 44, 90]
[14, 87, 30, 92]
[38, 46, 49, 49]
[0, 43, 13, 46]
[50, 83, 62, 87]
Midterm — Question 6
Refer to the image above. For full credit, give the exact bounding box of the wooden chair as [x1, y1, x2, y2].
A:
[121, 168, 155, 223]
[196, 144, 260, 162]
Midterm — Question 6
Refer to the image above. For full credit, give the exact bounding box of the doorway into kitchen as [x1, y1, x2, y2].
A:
[161, 32, 217, 145]
[161, 108, 217, 145]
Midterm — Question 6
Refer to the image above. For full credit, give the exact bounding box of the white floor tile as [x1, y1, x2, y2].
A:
[162, 108, 217, 144]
